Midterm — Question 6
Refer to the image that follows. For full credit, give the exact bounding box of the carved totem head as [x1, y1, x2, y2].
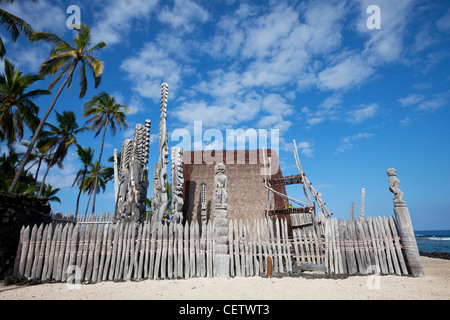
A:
[387, 168, 397, 177]
[214, 163, 226, 175]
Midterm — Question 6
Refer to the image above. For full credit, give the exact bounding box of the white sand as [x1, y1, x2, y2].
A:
[1, 257, 448, 300]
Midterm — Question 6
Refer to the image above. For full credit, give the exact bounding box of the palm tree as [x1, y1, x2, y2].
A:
[82, 160, 108, 216]
[0, 145, 35, 193]
[0, 59, 50, 145]
[0, 0, 37, 58]
[37, 110, 88, 197]
[39, 183, 61, 203]
[21, 139, 53, 182]
[83, 92, 128, 213]
[24, 183, 60, 203]
[72, 145, 95, 219]
[8, 24, 106, 193]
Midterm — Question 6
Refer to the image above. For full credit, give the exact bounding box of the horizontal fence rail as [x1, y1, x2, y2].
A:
[13, 214, 411, 283]
[50, 212, 114, 225]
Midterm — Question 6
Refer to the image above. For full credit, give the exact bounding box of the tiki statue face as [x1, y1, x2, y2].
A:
[214, 163, 226, 175]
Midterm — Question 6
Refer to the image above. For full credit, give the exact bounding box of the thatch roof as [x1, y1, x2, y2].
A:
[182, 149, 287, 223]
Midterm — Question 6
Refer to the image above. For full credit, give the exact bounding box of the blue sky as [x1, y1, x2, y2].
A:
[2, 0, 449, 230]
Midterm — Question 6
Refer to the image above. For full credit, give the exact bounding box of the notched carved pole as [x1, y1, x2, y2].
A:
[114, 120, 151, 223]
[201, 183, 207, 223]
[387, 168, 424, 277]
[213, 163, 229, 278]
[171, 146, 184, 224]
[152, 83, 170, 224]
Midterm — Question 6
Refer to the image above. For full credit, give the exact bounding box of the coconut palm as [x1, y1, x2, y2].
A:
[21, 139, 53, 182]
[83, 92, 128, 213]
[0, 145, 35, 193]
[81, 160, 108, 216]
[0, 0, 37, 58]
[72, 145, 95, 219]
[24, 183, 60, 203]
[0, 58, 50, 145]
[9, 24, 106, 193]
[39, 183, 61, 203]
[37, 110, 88, 197]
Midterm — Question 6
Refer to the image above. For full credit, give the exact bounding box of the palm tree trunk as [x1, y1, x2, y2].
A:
[38, 136, 64, 198]
[91, 122, 108, 214]
[85, 189, 93, 217]
[38, 163, 52, 198]
[8, 61, 78, 193]
[74, 168, 87, 219]
[34, 158, 42, 181]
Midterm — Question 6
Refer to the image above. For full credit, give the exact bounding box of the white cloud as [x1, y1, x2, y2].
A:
[436, 9, 450, 34]
[173, 92, 263, 129]
[346, 104, 379, 124]
[197, 70, 243, 99]
[174, 101, 239, 128]
[302, 93, 343, 127]
[120, 42, 182, 102]
[91, 0, 159, 45]
[417, 91, 449, 112]
[173, 91, 295, 134]
[241, 4, 299, 59]
[200, 1, 348, 92]
[280, 139, 314, 157]
[336, 132, 374, 153]
[158, 0, 209, 32]
[314, 0, 414, 92]
[301, 0, 346, 55]
[261, 93, 294, 117]
[6, 42, 48, 73]
[356, 0, 414, 64]
[256, 115, 292, 133]
[396, 91, 449, 112]
[202, 10, 248, 59]
[44, 150, 78, 189]
[297, 141, 314, 158]
[112, 91, 146, 115]
[397, 94, 425, 107]
[318, 55, 374, 91]
[7, 0, 66, 33]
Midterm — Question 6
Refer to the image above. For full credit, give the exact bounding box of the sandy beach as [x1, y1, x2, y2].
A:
[0, 257, 448, 300]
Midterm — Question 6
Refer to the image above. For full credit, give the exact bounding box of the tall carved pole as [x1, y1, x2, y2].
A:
[201, 183, 207, 223]
[213, 163, 229, 278]
[387, 168, 424, 277]
[152, 83, 170, 223]
[114, 120, 151, 223]
[114, 148, 119, 203]
[171, 146, 184, 224]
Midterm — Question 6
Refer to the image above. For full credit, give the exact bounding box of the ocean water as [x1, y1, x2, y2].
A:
[415, 230, 450, 253]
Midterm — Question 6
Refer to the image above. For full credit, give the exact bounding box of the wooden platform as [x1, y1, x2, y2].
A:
[263, 174, 303, 186]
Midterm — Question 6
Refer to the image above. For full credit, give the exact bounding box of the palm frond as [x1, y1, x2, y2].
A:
[78, 60, 87, 99]
[30, 31, 72, 48]
[84, 55, 104, 77]
[39, 54, 73, 78]
[73, 23, 91, 52]
[0, 8, 34, 40]
[83, 41, 106, 55]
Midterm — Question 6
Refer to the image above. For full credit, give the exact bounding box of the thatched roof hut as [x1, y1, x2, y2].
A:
[182, 149, 287, 223]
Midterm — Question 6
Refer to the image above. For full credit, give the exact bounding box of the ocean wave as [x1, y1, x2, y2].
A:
[417, 236, 450, 241]
[427, 237, 450, 241]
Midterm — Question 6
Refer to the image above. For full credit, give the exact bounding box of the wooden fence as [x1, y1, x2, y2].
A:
[50, 212, 114, 225]
[323, 216, 408, 275]
[13, 214, 411, 283]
